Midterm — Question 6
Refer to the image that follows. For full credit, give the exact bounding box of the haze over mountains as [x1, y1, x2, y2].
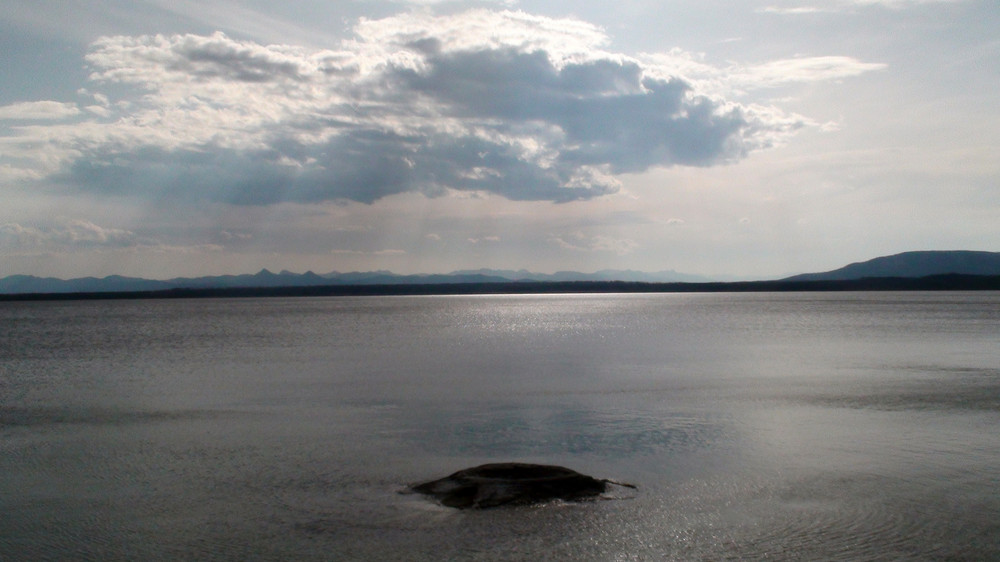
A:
[1, 251, 998, 295]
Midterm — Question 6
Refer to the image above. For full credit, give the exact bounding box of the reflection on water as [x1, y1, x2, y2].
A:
[1, 293, 999, 560]
[403, 403, 728, 457]
[797, 366, 1000, 411]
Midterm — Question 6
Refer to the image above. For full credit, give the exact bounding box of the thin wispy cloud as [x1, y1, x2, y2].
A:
[330, 248, 407, 255]
[640, 51, 886, 93]
[761, 0, 965, 15]
[759, 7, 837, 14]
[0, 219, 151, 250]
[552, 232, 639, 255]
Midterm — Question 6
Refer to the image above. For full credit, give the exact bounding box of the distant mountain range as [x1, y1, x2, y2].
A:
[0, 267, 711, 295]
[1, 250, 998, 295]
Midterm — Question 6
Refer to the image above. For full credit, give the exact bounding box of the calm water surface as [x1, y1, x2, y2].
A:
[1, 292, 998, 560]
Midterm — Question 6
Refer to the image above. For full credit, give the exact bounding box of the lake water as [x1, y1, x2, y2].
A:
[1, 292, 998, 560]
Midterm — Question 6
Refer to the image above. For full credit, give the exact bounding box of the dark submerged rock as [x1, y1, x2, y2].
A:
[409, 463, 633, 509]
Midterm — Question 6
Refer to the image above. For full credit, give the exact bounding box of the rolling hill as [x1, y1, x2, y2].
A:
[783, 251, 1000, 281]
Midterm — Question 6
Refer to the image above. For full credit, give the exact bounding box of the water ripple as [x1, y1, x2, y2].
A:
[0, 406, 230, 429]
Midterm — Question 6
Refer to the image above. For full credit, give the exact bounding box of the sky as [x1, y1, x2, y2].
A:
[1, 0, 997, 280]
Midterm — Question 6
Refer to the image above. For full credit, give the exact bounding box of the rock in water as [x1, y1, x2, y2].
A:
[409, 463, 627, 509]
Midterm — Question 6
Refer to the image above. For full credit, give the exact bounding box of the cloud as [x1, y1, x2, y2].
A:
[220, 230, 252, 241]
[759, 6, 837, 14]
[0, 101, 80, 120]
[1, 10, 884, 206]
[849, 0, 964, 5]
[760, 0, 963, 14]
[0, 218, 228, 260]
[330, 248, 406, 255]
[388, 0, 516, 4]
[0, 219, 151, 250]
[641, 51, 886, 94]
[737, 57, 887, 87]
[551, 232, 638, 255]
[468, 236, 500, 244]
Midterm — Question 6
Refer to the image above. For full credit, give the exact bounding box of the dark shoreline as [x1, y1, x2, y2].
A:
[2, 274, 999, 301]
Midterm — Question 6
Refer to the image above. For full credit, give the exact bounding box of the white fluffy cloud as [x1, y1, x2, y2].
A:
[2, 10, 884, 206]
[0, 101, 81, 120]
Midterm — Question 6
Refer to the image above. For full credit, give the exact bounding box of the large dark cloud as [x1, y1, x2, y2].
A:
[33, 12, 806, 206]
[62, 128, 614, 204]
[394, 48, 747, 172]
